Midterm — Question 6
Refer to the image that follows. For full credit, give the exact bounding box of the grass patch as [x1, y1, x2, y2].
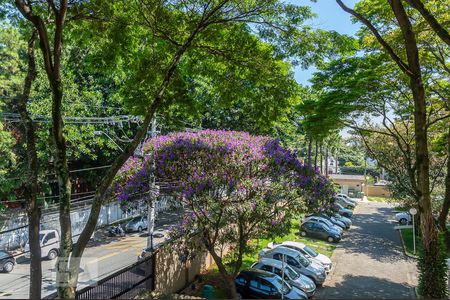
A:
[190, 218, 338, 298]
[367, 196, 390, 203]
[241, 218, 336, 270]
[399, 228, 449, 258]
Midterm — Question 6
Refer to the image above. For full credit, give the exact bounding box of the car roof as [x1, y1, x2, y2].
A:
[266, 246, 301, 257]
[258, 257, 288, 269]
[239, 268, 279, 279]
[279, 241, 306, 249]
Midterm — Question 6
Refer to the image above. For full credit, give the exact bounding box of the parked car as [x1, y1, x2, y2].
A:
[267, 241, 332, 272]
[303, 216, 344, 235]
[300, 220, 341, 243]
[313, 213, 347, 230]
[125, 215, 148, 232]
[336, 193, 357, 205]
[259, 246, 326, 285]
[395, 212, 412, 225]
[235, 269, 308, 299]
[0, 250, 15, 273]
[332, 213, 352, 228]
[336, 196, 356, 209]
[332, 202, 353, 218]
[24, 229, 60, 260]
[251, 258, 316, 297]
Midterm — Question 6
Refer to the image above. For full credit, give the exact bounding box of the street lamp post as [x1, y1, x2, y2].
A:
[409, 207, 418, 255]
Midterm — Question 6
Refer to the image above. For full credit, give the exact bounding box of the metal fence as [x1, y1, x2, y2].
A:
[76, 252, 156, 299]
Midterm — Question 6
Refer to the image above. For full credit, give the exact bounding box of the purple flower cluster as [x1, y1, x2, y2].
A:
[112, 130, 335, 212]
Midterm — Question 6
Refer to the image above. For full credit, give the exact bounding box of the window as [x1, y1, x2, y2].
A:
[47, 232, 56, 240]
[259, 279, 273, 292]
[249, 279, 258, 289]
[261, 265, 272, 273]
[303, 222, 313, 230]
[274, 267, 292, 280]
[273, 253, 283, 261]
[286, 256, 299, 267]
[235, 276, 246, 285]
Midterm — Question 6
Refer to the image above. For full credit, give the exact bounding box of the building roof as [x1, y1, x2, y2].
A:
[330, 174, 365, 181]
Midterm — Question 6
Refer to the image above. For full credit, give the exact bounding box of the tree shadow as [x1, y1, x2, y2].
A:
[316, 274, 415, 299]
[336, 203, 410, 262]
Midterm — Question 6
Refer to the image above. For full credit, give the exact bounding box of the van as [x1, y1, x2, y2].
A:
[24, 230, 60, 260]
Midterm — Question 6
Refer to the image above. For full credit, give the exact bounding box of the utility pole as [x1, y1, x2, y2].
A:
[147, 118, 158, 250]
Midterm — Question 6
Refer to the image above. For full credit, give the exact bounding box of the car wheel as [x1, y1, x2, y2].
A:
[138, 226, 143, 232]
[399, 218, 408, 225]
[327, 236, 334, 243]
[300, 231, 307, 237]
[47, 249, 58, 260]
[3, 261, 13, 273]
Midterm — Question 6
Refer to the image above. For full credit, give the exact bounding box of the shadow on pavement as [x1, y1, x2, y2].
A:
[337, 204, 407, 263]
[317, 274, 415, 299]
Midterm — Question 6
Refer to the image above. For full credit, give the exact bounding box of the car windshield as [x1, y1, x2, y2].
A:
[39, 233, 44, 241]
[274, 276, 291, 294]
[297, 254, 310, 267]
[321, 222, 331, 230]
[130, 216, 141, 223]
[336, 203, 344, 209]
[303, 246, 318, 257]
[285, 265, 300, 280]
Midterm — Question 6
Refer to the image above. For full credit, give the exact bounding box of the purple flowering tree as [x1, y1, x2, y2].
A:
[112, 130, 335, 298]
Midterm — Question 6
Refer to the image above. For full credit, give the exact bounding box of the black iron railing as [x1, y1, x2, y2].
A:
[75, 252, 156, 299]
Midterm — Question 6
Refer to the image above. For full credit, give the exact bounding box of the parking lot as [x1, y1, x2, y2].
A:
[316, 201, 418, 299]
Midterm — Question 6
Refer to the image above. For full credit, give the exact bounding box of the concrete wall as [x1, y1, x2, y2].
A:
[154, 238, 229, 294]
[0, 196, 175, 251]
[364, 185, 391, 198]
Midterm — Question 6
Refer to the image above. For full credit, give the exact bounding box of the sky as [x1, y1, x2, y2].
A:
[288, 0, 360, 85]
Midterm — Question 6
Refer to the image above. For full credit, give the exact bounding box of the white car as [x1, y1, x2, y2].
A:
[336, 194, 357, 204]
[395, 212, 412, 225]
[267, 241, 332, 272]
[24, 230, 60, 260]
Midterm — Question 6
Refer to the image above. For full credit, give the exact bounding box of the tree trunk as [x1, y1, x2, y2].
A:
[314, 140, 318, 169]
[325, 147, 329, 176]
[307, 136, 312, 167]
[16, 30, 42, 300]
[438, 126, 450, 252]
[335, 151, 338, 173]
[64, 23, 206, 297]
[50, 78, 74, 299]
[389, 0, 443, 297]
[319, 142, 323, 174]
[207, 245, 238, 299]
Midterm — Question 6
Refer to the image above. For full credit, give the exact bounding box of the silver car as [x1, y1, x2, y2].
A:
[259, 246, 326, 285]
[125, 215, 148, 232]
[252, 258, 316, 297]
[267, 241, 332, 273]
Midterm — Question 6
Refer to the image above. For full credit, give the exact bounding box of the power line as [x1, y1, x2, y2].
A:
[3, 165, 112, 181]
[0, 112, 142, 125]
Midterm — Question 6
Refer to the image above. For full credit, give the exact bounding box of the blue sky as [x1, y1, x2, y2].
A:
[288, 0, 360, 85]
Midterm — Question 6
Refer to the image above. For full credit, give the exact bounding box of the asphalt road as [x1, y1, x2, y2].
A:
[0, 210, 179, 299]
[316, 201, 418, 299]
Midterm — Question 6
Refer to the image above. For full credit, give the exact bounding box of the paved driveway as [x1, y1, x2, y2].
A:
[316, 201, 417, 299]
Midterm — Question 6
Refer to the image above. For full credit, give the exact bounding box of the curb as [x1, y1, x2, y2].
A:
[397, 227, 418, 260]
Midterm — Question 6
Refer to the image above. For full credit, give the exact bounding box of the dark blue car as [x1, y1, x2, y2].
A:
[235, 269, 308, 299]
[300, 220, 341, 243]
